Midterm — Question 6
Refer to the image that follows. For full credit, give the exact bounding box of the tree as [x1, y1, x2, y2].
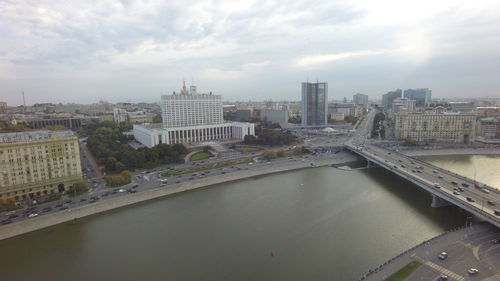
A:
[262, 151, 275, 160]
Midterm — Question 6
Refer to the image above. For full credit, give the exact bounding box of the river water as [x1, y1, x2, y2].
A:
[0, 156, 497, 281]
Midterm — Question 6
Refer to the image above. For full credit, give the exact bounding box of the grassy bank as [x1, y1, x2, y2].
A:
[190, 151, 213, 161]
[384, 261, 421, 281]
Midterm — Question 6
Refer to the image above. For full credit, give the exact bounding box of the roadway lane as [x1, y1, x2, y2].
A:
[358, 144, 500, 220]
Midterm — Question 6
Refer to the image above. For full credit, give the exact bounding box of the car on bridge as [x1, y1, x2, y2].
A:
[433, 183, 441, 189]
[466, 197, 475, 202]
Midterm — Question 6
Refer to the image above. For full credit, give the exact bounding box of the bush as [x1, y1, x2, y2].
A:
[105, 170, 132, 187]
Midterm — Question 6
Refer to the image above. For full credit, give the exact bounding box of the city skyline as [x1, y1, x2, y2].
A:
[1, 0, 500, 105]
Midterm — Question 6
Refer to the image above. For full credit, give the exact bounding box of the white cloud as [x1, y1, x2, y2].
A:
[295, 49, 396, 67]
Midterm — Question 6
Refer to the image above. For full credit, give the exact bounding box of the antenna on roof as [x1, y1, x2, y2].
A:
[22, 90, 26, 114]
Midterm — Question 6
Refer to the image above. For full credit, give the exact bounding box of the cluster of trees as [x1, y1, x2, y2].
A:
[105, 170, 132, 187]
[371, 112, 386, 139]
[243, 128, 297, 146]
[86, 121, 188, 172]
[262, 149, 286, 160]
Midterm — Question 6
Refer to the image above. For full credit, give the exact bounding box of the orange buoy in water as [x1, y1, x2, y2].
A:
[270, 251, 275, 257]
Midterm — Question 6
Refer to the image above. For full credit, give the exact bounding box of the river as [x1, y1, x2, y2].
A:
[0, 155, 497, 281]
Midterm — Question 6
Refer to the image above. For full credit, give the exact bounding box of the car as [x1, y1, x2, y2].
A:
[438, 252, 448, 260]
[401, 165, 405, 168]
[118, 189, 126, 193]
[176, 181, 180, 183]
[59, 206, 68, 210]
[453, 191, 460, 195]
[199, 175, 205, 178]
[8, 214, 19, 219]
[102, 192, 110, 197]
[487, 201, 495, 206]
[28, 213, 38, 218]
[433, 170, 438, 174]
[129, 190, 137, 194]
[55, 204, 63, 208]
[89, 199, 97, 203]
[494, 210, 500, 216]
[65, 200, 73, 204]
[5, 210, 16, 216]
[411, 169, 416, 173]
[466, 197, 475, 202]
[436, 275, 448, 281]
[481, 189, 490, 194]
[433, 183, 441, 189]
[467, 268, 479, 275]
[1, 219, 12, 225]
[451, 181, 458, 185]
[437, 175, 444, 179]
[462, 183, 469, 187]
[492, 238, 500, 244]
[132, 184, 138, 188]
[417, 170, 422, 173]
[80, 198, 87, 202]
[458, 187, 465, 192]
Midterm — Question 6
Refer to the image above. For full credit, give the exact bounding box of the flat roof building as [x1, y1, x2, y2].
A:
[302, 82, 328, 126]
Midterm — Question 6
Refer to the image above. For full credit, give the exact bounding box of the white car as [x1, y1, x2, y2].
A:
[118, 188, 126, 193]
[28, 213, 38, 218]
[467, 268, 479, 275]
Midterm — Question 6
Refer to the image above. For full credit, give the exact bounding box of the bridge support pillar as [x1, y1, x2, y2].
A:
[431, 194, 451, 208]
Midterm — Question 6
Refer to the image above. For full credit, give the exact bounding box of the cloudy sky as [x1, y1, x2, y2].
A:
[1, 0, 500, 105]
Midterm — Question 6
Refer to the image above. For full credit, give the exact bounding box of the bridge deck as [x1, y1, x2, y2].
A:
[346, 143, 500, 228]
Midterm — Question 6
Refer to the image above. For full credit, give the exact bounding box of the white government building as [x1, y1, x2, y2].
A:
[133, 82, 255, 147]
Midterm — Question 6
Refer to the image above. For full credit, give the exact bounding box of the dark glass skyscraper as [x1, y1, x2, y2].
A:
[301, 82, 328, 126]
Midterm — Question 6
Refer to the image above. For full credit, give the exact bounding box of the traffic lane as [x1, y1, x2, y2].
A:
[365, 145, 499, 210]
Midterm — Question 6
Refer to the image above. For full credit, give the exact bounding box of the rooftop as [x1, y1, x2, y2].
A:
[0, 130, 75, 143]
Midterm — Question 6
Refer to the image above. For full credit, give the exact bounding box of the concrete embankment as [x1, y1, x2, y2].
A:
[0, 156, 353, 241]
[402, 148, 500, 157]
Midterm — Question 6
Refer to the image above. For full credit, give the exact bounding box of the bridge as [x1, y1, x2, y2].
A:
[345, 142, 500, 228]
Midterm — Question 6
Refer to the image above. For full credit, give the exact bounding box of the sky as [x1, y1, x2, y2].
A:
[1, 0, 500, 106]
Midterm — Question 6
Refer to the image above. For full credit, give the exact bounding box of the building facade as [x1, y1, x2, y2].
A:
[448, 102, 475, 113]
[403, 88, 432, 107]
[301, 82, 328, 126]
[476, 117, 500, 139]
[353, 93, 368, 108]
[133, 82, 255, 147]
[29, 118, 83, 129]
[260, 109, 288, 124]
[0, 131, 83, 202]
[113, 107, 128, 124]
[382, 89, 402, 109]
[161, 82, 223, 128]
[395, 109, 476, 143]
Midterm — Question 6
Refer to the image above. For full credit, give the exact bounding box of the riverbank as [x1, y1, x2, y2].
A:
[0, 153, 356, 241]
[359, 222, 500, 281]
[401, 147, 500, 157]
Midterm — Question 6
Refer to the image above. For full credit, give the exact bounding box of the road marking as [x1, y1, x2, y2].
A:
[411, 253, 465, 281]
[458, 241, 482, 262]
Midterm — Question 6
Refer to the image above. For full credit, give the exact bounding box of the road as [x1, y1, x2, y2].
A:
[0, 150, 356, 226]
[355, 144, 500, 222]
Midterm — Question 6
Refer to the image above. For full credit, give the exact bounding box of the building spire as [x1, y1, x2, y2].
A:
[181, 80, 188, 95]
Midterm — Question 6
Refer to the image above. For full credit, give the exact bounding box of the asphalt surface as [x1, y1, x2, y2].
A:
[362, 223, 500, 281]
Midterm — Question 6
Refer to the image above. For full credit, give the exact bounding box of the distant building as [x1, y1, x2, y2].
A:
[29, 118, 83, 129]
[301, 82, 328, 126]
[382, 89, 402, 109]
[113, 108, 128, 124]
[448, 101, 475, 113]
[0, 130, 83, 202]
[0, 102, 7, 114]
[395, 108, 476, 143]
[127, 111, 154, 124]
[234, 107, 253, 121]
[329, 113, 345, 121]
[133, 82, 255, 147]
[391, 98, 416, 116]
[476, 117, 500, 139]
[477, 107, 500, 118]
[353, 93, 368, 108]
[403, 88, 432, 107]
[328, 103, 364, 118]
[260, 109, 288, 124]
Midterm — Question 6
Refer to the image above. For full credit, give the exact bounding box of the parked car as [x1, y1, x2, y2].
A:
[28, 213, 38, 218]
[436, 275, 448, 281]
[466, 197, 475, 202]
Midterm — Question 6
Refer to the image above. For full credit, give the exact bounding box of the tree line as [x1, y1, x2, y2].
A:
[243, 128, 297, 146]
[86, 121, 188, 172]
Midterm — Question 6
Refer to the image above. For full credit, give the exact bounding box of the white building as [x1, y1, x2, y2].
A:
[113, 107, 128, 124]
[161, 82, 223, 128]
[133, 82, 255, 147]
